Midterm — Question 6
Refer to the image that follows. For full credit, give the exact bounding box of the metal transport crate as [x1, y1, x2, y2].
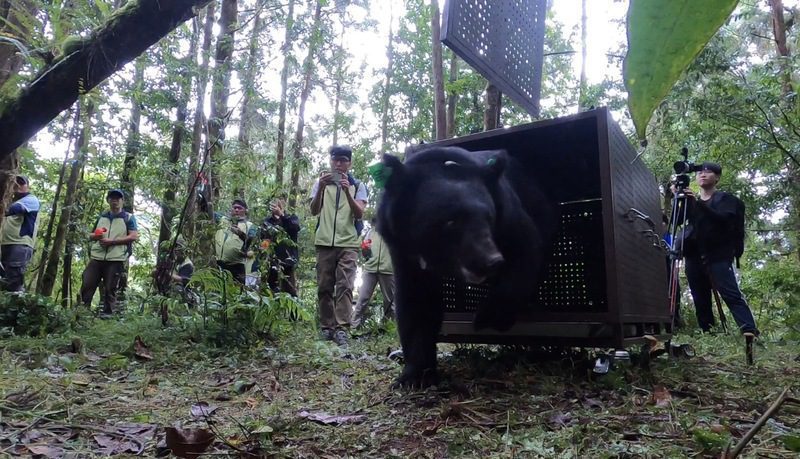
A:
[409, 108, 671, 348]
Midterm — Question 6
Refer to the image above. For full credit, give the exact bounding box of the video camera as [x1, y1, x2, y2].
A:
[671, 147, 701, 191]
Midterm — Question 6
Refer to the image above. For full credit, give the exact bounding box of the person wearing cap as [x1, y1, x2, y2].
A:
[310, 145, 368, 346]
[80, 189, 139, 314]
[672, 161, 759, 336]
[214, 199, 257, 284]
[0, 175, 40, 292]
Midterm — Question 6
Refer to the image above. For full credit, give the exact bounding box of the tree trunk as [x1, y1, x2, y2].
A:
[185, 2, 216, 239]
[446, 51, 458, 138]
[288, 0, 323, 209]
[207, 0, 238, 204]
[578, 0, 588, 111]
[35, 104, 81, 294]
[379, 16, 395, 155]
[40, 100, 95, 298]
[0, 150, 20, 231]
[236, 10, 263, 184]
[0, 0, 213, 159]
[769, 0, 792, 95]
[275, 0, 296, 186]
[768, 0, 800, 261]
[430, 0, 447, 140]
[484, 82, 501, 130]
[158, 16, 200, 247]
[121, 57, 146, 213]
[331, 11, 346, 147]
[0, 0, 36, 90]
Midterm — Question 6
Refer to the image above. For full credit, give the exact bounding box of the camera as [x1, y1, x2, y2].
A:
[331, 171, 343, 184]
[671, 147, 701, 191]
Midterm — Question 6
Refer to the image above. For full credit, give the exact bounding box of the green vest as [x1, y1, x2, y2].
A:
[1, 214, 38, 247]
[215, 217, 253, 264]
[314, 183, 360, 248]
[363, 229, 393, 274]
[89, 213, 132, 261]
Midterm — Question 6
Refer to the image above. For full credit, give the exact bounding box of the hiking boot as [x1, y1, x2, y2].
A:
[332, 329, 348, 347]
[320, 329, 334, 341]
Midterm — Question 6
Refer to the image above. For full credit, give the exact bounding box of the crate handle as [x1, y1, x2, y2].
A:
[625, 208, 655, 230]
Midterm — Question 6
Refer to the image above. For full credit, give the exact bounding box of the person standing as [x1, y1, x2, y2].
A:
[214, 199, 257, 284]
[0, 175, 40, 292]
[310, 145, 368, 346]
[352, 223, 395, 329]
[80, 189, 138, 314]
[673, 162, 758, 336]
[261, 197, 300, 297]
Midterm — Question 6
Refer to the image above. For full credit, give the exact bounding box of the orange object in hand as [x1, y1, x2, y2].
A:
[94, 228, 107, 236]
[260, 240, 271, 249]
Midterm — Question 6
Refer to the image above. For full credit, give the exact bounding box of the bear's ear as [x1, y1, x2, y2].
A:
[382, 154, 405, 189]
[481, 150, 507, 182]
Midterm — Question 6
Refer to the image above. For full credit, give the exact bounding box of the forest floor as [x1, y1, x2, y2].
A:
[1, 312, 799, 458]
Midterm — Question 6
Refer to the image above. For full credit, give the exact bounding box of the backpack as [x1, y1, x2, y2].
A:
[100, 211, 134, 257]
[712, 192, 746, 267]
[347, 174, 366, 236]
[732, 197, 746, 268]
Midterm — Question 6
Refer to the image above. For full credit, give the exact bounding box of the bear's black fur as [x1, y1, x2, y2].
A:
[377, 146, 558, 388]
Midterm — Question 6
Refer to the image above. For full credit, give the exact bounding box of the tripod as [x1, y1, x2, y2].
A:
[666, 186, 728, 333]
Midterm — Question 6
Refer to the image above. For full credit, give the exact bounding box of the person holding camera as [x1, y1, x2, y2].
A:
[261, 197, 300, 297]
[214, 199, 257, 284]
[672, 162, 758, 336]
[310, 145, 368, 346]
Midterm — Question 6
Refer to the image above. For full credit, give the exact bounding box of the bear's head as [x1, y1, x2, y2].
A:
[378, 146, 508, 284]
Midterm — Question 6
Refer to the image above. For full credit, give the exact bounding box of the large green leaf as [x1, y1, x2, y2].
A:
[624, 0, 739, 139]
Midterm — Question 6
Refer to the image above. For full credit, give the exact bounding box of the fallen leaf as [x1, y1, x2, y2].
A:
[582, 397, 604, 409]
[244, 397, 259, 409]
[133, 336, 153, 360]
[652, 385, 672, 407]
[190, 402, 219, 418]
[93, 434, 137, 455]
[164, 426, 215, 458]
[782, 434, 800, 452]
[234, 380, 256, 394]
[298, 410, 367, 426]
[548, 411, 572, 427]
[26, 444, 65, 458]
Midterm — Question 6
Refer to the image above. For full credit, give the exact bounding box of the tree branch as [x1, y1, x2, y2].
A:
[0, 0, 212, 159]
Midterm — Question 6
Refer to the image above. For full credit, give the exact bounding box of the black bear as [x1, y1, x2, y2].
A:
[377, 146, 558, 388]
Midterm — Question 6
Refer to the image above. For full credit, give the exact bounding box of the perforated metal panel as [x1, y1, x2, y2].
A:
[441, 0, 547, 117]
[440, 200, 607, 315]
[538, 200, 607, 312]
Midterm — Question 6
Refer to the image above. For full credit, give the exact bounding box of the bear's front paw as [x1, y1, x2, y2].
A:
[392, 365, 439, 390]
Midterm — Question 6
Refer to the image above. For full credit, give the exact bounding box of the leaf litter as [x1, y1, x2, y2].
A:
[0, 316, 799, 457]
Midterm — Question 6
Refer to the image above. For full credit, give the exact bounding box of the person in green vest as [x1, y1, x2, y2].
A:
[0, 175, 40, 292]
[352, 222, 395, 329]
[214, 199, 257, 284]
[80, 189, 139, 314]
[310, 145, 368, 346]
